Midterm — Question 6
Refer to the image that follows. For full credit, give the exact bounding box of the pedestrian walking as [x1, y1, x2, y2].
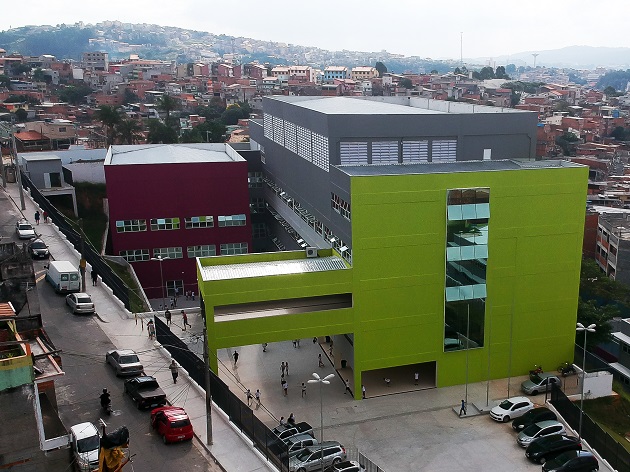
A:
[233, 350, 239, 366]
[281, 362, 286, 376]
[43, 211, 48, 223]
[91, 268, 98, 286]
[296, 339, 300, 347]
[147, 320, 155, 340]
[255, 389, 261, 409]
[459, 399, 467, 416]
[170, 297, 175, 309]
[344, 379, 352, 395]
[318, 354, 324, 368]
[279, 416, 285, 426]
[246, 389, 253, 407]
[174, 287, 180, 299]
[292, 340, 297, 348]
[362, 384, 366, 399]
[169, 360, 179, 384]
[287, 413, 295, 425]
[182, 310, 191, 330]
[262, 343, 268, 352]
[165, 309, 171, 325]
[173, 294, 178, 307]
[285, 361, 289, 375]
[191, 291, 195, 301]
[34, 211, 40, 225]
[312, 337, 317, 344]
[384, 377, 391, 387]
[282, 378, 288, 396]
[414, 372, 419, 385]
[301, 382, 307, 398]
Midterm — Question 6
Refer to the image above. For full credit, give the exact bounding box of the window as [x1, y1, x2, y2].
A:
[312, 132, 329, 171]
[432, 139, 457, 162]
[150, 217, 180, 231]
[297, 125, 312, 161]
[218, 214, 247, 227]
[220, 242, 248, 255]
[250, 198, 266, 214]
[187, 245, 216, 258]
[284, 121, 297, 154]
[116, 219, 147, 233]
[331, 193, 351, 220]
[340, 142, 368, 165]
[153, 247, 183, 259]
[402, 140, 429, 162]
[263, 113, 273, 139]
[248, 172, 263, 188]
[252, 222, 268, 238]
[272, 116, 284, 145]
[371, 141, 399, 164]
[120, 249, 150, 262]
[166, 280, 184, 297]
[185, 216, 214, 229]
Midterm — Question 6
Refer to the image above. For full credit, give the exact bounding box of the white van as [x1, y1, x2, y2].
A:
[46, 261, 81, 293]
[69, 422, 100, 472]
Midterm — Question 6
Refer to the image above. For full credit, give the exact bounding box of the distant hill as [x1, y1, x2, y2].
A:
[472, 46, 630, 69]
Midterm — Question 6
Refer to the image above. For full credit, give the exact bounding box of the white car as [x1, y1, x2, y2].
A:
[66, 292, 95, 314]
[69, 422, 100, 472]
[490, 396, 534, 422]
[15, 220, 36, 239]
[517, 420, 566, 447]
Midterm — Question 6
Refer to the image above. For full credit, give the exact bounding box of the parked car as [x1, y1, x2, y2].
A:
[490, 396, 534, 422]
[28, 238, 49, 259]
[525, 434, 582, 464]
[272, 422, 314, 441]
[15, 219, 36, 239]
[330, 460, 365, 472]
[542, 450, 599, 472]
[517, 420, 566, 447]
[288, 441, 346, 472]
[123, 375, 167, 410]
[69, 422, 100, 472]
[277, 433, 319, 459]
[66, 292, 95, 314]
[521, 372, 562, 395]
[105, 349, 144, 377]
[512, 407, 558, 432]
[150, 406, 194, 444]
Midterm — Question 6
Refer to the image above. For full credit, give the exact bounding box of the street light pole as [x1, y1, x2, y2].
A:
[576, 322, 596, 439]
[308, 372, 334, 472]
[151, 256, 170, 310]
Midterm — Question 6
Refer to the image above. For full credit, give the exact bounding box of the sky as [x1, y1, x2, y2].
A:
[1, 0, 629, 60]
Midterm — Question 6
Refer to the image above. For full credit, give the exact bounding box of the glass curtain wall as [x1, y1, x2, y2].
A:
[444, 188, 489, 351]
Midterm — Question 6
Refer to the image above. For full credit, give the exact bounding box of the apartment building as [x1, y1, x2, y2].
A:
[81, 51, 109, 71]
[104, 144, 252, 299]
[323, 66, 348, 82]
[351, 66, 378, 81]
[595, 213, 630, 284]
[197, 96, 587, 398]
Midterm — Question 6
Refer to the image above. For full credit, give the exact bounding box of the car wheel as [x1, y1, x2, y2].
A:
[162, 434, 168, 445]
[503, 416, 510, 422]
[531, 390, 538, 395]
[332, 457, 341, 465]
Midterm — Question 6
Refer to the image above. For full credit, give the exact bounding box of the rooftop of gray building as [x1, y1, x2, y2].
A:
[336, 159, 584, 177]
[104, 143, 244, 166]
[268, 95, 528, 115]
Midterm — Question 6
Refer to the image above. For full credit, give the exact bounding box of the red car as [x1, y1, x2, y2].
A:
[150, 406, 194, 444]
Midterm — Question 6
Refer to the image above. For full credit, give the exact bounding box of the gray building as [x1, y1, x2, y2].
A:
[596, 213, 630, 285]
[247, 96, 538, 261]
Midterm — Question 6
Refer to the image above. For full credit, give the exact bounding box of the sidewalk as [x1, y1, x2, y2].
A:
[2, 181, 274, 472]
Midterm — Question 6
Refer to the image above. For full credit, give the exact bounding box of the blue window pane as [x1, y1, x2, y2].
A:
[461, 204, 477, 220]
[474, 245, 488, 259]
[460, 245, 476, 260]
[447, 205, 463, 221]
[446, 246, 461, 262]
[476, 203, 490, 219]
[473, 284, 487, 298]
[460, 285, 474, 300]
[445, 286, 461, 302]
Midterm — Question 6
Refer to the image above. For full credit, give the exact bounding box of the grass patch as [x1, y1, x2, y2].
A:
[581, 381, 630, 451]
[107, 260, 149, 314]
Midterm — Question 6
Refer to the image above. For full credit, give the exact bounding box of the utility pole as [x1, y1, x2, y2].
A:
[79, 218, 87, 292]
[11, 127, 26, 211]
[202, 297, 213, 445]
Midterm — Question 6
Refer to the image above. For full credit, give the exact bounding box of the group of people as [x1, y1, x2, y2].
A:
[34, 210, 49, 225]
[279, 413, 297, 426]
[245, 388, 261, 408]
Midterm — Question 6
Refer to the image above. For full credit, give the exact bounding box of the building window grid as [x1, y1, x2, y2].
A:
[220, 242, 248, 255]
[252, 222, 269, 239]
[331, 193, 351, 220]
[248, 172, 263, 188]
[263, 114, 273, 139]
[218, 214, 247, 227]
[119, 249, 150, 262]
[371, 141, 399, 164]
[250, 197, 266, 214]
[285, 121, 297, 154]
[432, 139, 457, 162]
[340, 142, 369, 165]
[185, 216, 214, 229]
[187, 245, 216, 258]
[272, 116, 284, 146]
[116, 219, 147, 233]
[402, 140, 429, 162]
[296, 125, 312, 161]
[150, 217, 180, 231]
[153, 247, 183, 259]
[312, 132, 329, 171]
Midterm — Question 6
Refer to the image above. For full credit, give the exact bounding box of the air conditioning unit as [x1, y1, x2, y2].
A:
[305, 247, 318, 258]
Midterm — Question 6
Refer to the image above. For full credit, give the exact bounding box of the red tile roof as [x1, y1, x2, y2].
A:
[14, 131, 45, 141]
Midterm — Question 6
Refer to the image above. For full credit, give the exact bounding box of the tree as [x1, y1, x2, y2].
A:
[556, 131, 579, 156]
[221, 103, 250, 125]
[115, 118, 143, 145]
[0, 74, 11, 89]
[603, 86, 621, 97]
[375, 61, 388, 77]
[11, 64, 31, 76]
[505, 64, 516, 75]
[198, 120, 226, 143]
[122, 89, 140, 105]
[147, 119, 178, 144]
[399, 78, 413, 89]
[32, 68, 45, 82]
[156, 94, 179, 126]
[610, 126, 630, 141]
[576, 299, 617, 348]
[58, 84, 93, 105]
[14, 108, 27, 122]
[478, 66, 495, 80]
[430, 69, 439, 74]
[495, 66, 510, 80]
[454, 67, 461, 75]
[94, 105, 121, 146]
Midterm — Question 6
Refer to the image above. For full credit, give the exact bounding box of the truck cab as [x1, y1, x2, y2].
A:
[70, 422, 100, 472]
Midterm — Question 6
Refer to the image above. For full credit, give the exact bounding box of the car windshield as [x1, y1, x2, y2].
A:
[138, 380, 159, 390]
[295, 449, 312, 461]
[499, 400, 514, 410]
[77, 435, 100, 453]
[19, 224, 33, 230]
[31, 241, 46, 249]
[530, 374, 543, 383]
[170, 419, 190, 428]
[77, 297, 92, 303]
[523, 423, 542, 436]
[120, 355, 139, 363]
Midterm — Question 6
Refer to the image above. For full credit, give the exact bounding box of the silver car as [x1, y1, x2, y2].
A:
[288, 441, 346, 472]
[521, 372, 562, 395]
[106, 349, 144, 377]
[66, 292, 95, 314]
[15, 220, 36, 239]
[517, 420, 566, 447]
[282, 433, 318, 458]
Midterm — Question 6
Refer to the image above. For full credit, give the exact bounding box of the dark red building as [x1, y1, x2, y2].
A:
[104, 144, 252, 300]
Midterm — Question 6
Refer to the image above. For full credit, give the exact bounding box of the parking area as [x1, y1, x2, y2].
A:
[207, 336, 613, 472]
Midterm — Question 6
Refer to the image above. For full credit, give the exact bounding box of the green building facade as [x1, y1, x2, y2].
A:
[198, 159, 587, 399]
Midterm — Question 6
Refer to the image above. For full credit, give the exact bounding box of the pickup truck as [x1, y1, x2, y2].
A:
[272, 421, 314, 441]
[123, 375, 167, 410]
